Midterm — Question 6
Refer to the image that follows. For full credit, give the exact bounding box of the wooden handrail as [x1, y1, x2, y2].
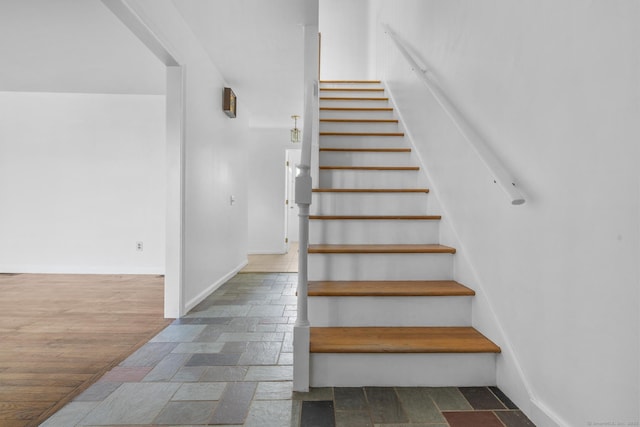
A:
[382, 24, 525, 206]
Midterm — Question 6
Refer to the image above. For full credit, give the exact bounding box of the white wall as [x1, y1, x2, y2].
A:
[0, 91, 165, 274]
[319, 0, 371, 79]
[370, 0, 639, 425]
[247, 128, 301, 253]
[124, 0, 250, 312]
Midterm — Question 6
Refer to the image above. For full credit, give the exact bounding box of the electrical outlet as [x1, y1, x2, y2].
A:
[136, 241, 144, 251]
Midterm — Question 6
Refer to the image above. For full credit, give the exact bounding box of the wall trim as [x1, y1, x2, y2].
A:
[183, 260, 248, 315]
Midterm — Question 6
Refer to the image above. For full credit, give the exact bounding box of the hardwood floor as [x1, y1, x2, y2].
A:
[0, 273, 171, 427]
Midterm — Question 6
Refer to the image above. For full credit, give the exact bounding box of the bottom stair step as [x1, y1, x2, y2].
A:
[310, 327, 501, 353]
[309, 327, 501, 387]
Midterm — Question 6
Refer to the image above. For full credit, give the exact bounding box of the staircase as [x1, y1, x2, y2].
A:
[306, 80, 500, 387]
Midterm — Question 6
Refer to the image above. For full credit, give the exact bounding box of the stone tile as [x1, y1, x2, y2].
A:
[221, 341, 249, 353]
[40, 401, 98, 427]
[119, 342, 178, 367]
[247, 304, 285, 317]
[395, 387, 446, 423]
[443, 411, 504, 427]
[171, 342, 225, 353]
[172, 366, 207, 382]
[301, 400, 335, 427]
[143, 353, 191, 382]
[282, 332, 294, 352]
[210, 382, 257, 424]
[80, 382, 180, 425]
[293, 387, 334, 401]
[201, 366, 249, 382]
[185, 353, 241, 367]
[173, 382, 227, 401]
[364, 387, 408, 424]
[495, 410, 537, 427]
[459, 387, 506, 410]
[259, 317, 289, 324]
[74, 381, 122, 401]
[276, 323, 294, 333]
[490, 386, 519, 409]
[245, 366, 293, 381]
[334, 387, 368, 411]
[99, 366, 153, 382]
[172, 317, 232, 325]
[195, 325, 223, 342]
[150, 325, 206, 343]
[154, 401, 216, 425]
[244, 400, 295, 427]
[218, 332, 284, 342]
[187, 305, 251, 318]
[278, 352, 293, 365]
[335, 410, 373, 427]
[426, 387, 473, 411]
[238, 341, 282, 365]
[223, 318, 260, 332]
[254, 381, 293, 400]
[255, 323, 278, 332]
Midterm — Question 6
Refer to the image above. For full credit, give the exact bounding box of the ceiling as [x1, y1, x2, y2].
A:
[0, 0, 317, 127]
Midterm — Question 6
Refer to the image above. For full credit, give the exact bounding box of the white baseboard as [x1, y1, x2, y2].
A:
[183, 260, 248, 314]
[530, 398, 570, 427]
[0, 265, 164, 275]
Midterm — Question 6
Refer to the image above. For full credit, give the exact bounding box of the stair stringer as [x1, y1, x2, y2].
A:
[383, 80, 538, 418]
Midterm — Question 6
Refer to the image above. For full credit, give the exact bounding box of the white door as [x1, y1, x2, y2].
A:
[285, 149, 302, 249]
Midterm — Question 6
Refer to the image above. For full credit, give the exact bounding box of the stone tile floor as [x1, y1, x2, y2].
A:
[42, 272, 535, 426]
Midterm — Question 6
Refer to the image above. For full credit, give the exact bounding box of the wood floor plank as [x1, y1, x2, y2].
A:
[0, 273, 171, 426]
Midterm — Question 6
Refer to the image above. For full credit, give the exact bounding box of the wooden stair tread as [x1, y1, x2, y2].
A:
[313, 188, 429, 193]
[308, 244, 456, 254]
[320, 88, 384, 92]
[320, 119, 398, 123]
[320, 80, 382, 83]
[320, 148, 410, 152]
[319, 166, 418, 171]
[310, 327, 501, 353]
[320, 107, 393, 111]
[309, 215, 441, 220]
[308, 280, 475, 297]
[320, 97, 389, 101]
[320, 132, 404, 136]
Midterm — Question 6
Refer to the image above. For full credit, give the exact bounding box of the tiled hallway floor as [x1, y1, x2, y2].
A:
[42, 273, 534, 427]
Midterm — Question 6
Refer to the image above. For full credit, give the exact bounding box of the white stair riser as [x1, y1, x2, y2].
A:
[320, 110, 395, 120]
[310, 353, 496, 387]
[320, 151, 412, 167]
[319, 90, 386, 98]
[309, 296, 472, 327]
[320, 99, 389, 108]
[320, 122, 399, 133]
[312, 193, 429, 216]
[319, 169, 422, 188]
[320, 135, 406, 149]
[308, 253, 453, 281]
[310, 220, 439, 244]
[320, 83, 383, 89]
